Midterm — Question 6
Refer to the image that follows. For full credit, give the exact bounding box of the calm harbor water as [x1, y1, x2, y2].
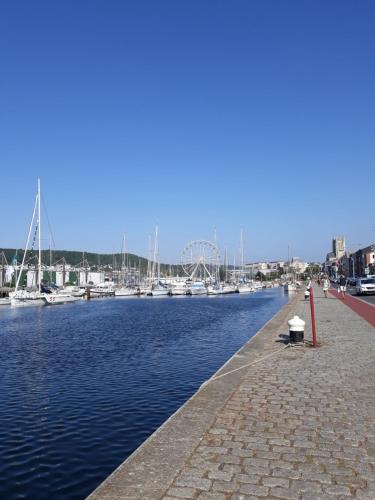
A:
[0, 289, 288, 499]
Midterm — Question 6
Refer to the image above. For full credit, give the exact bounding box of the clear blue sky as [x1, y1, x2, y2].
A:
[1, 0, 374, 263]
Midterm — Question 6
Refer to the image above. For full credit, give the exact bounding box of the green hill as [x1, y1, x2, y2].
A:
[0, 248, 184, 276]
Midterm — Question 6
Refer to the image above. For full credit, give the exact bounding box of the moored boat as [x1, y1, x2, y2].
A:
[10, 290, 45, 307]
[169, 281, 189, 295]
[90, 282, 116, 297]
[43, 291, 81, 305]
[189, 281, 207, 295]
[237, 283, 254, 293]
[115, 287, 138, 297]
[149, 284, 170, 296]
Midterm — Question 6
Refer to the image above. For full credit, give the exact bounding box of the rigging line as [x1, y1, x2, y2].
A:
[199, 345, 289, 390]
[41, 195, 57, 250]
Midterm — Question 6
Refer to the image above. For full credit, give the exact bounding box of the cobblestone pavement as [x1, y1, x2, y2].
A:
[163, 286, 375, 499]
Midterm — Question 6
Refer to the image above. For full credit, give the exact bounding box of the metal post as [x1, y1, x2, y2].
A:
[309, 287, 317, 348]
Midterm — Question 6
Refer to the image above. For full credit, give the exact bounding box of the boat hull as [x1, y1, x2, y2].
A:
[189, 288, 207, 295]
[10, 297, 45, 307]
[115, 288, 137, 297]
[10, 291, 45, 307]
[170, 287, 188, 295]
[43, 294, 81, 305]
[237, 286, 254, 293]
[150, 289, 169, 296]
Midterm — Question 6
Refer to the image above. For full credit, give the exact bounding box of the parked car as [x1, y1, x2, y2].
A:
[355, 277, 375, 295]
[347, 278, 356, 286]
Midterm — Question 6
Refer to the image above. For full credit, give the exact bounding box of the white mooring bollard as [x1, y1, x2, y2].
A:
[288, 315, 305, 343]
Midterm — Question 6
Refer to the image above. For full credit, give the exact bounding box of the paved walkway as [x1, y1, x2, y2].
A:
[329, 288, 375, 328]
[89, 286, 375, 500]
[162, 286, 375, 500]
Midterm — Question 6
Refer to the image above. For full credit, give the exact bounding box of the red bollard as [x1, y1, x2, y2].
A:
[309, 287, 317, 348]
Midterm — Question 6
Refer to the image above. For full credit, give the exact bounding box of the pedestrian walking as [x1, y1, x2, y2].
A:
[322, 275, 330, 298]
[338, 274, 347, 297]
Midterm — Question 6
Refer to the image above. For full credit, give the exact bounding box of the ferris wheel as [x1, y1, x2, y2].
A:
[181, 240, 220, 281]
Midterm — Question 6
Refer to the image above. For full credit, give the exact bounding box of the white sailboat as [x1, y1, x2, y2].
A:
[10, 178, 45, 307]
[115, 234, 138, 296]
[149, 226, 169, 296]
[237, 227, 254, 293]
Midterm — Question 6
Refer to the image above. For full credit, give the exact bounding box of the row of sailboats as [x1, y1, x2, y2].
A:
[6, 180, 271, 306]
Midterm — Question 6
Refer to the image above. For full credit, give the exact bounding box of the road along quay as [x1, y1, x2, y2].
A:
[87, 286, 375, 499]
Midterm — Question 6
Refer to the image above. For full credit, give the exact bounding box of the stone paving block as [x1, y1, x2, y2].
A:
[211, 480, 239, 493]
[243, 465, 270, 476]
[323, 484, 352, 496]
[239, 483, 269, 496]
[235, 473, 261, 484]
[268, 487, 299, 499]
[230, 448, 254, 458]
[269, 438, 291, 447]
[207, 470, 233, 481]
[208, 428, 228, 435]
[301, 472, 332, 484]
[242, 457, 269, 468]
[166, 486, 197, 498]
[222, 464, 242, 474]
[175, 476, 212, 491]
[272, 467, 301, 480]
[300, 495, 331, 500]
[196, 493, 226, 500]
[231, 495, 259, 500]
[290, 479, 323, 494]
[262, 476, 289, 488]
[216, 454, 241, 465]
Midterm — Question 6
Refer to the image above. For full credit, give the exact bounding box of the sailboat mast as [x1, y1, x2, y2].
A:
[155, 225, 160, 282]
[16, 194, 38, 291]
[49, 235, 52, 283]
[38, 178, 41, 292]
[240, 227, 244, 279]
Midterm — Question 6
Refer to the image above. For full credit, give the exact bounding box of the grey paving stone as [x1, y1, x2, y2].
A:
[268, 487, 299, 499]
[166, 486, 197, 498]
[175, 476, 212, 491]
[235, 473, 261, 484]
[239, 483, 269, 496]
[262, 476, 289, 488]
[196, 493, 226, 500]
[211, 480, 239, 493]
[323, 484, 352, 496]
[207, 470, 233, 481]
[290, 479, 323, 494]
